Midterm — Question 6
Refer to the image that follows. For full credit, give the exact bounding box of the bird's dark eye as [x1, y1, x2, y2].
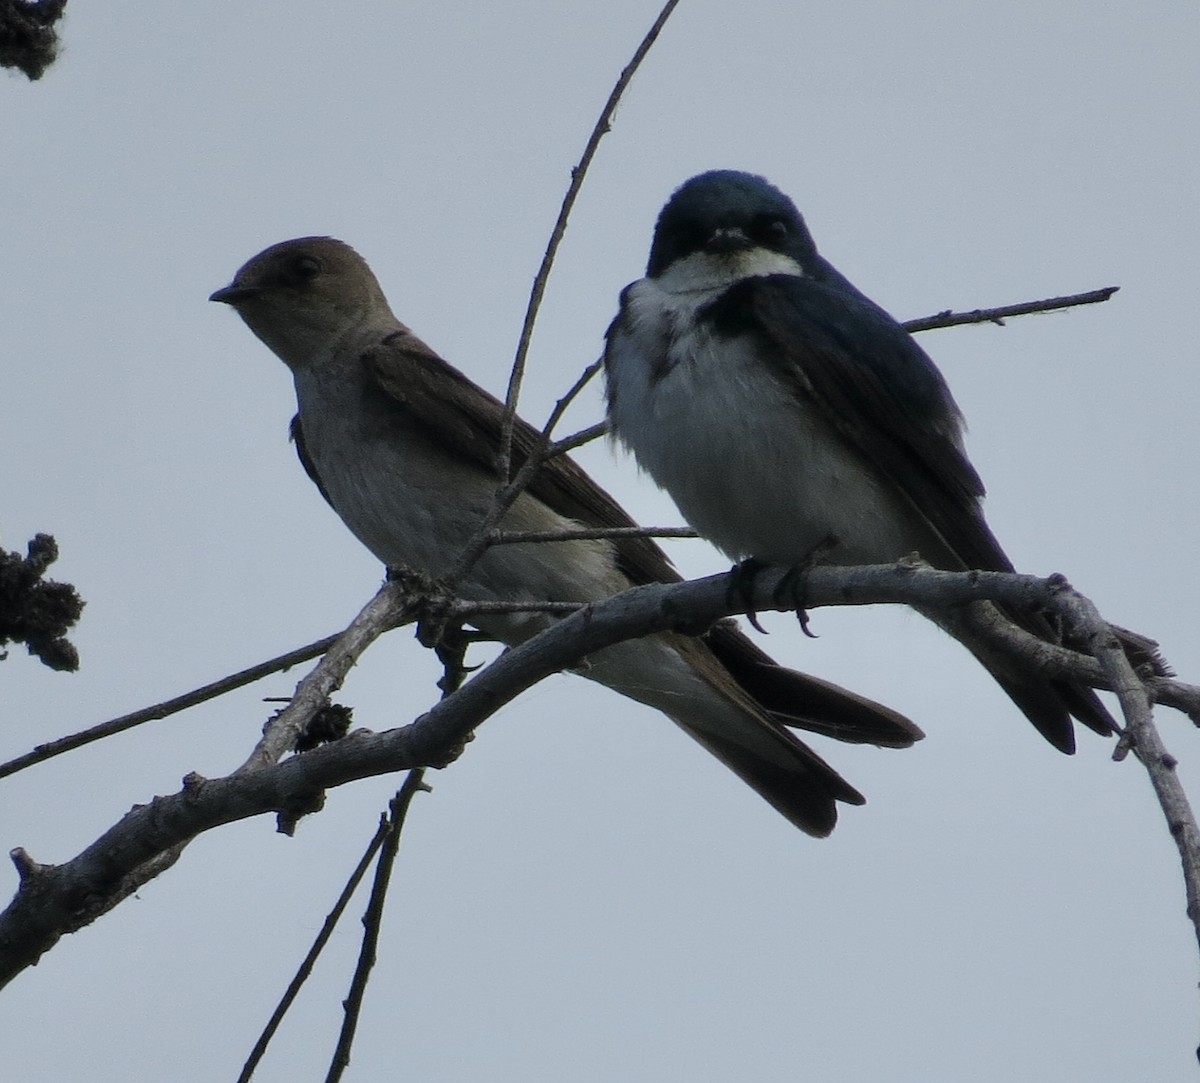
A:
[761, 219, 789, 248]
[292, 255, 323, 280]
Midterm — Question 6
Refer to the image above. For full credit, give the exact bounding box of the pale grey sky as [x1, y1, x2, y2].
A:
[3, 3, 1198, 1080]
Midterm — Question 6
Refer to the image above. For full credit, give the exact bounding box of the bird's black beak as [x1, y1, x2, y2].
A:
[209, 284, 258, 305]
[704, 227, 752, 255]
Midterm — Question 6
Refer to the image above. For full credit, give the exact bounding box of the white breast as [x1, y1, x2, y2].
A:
[606, 260, 928, 567]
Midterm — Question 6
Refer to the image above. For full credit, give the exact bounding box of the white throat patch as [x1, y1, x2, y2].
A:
[656, 247, 805, 297]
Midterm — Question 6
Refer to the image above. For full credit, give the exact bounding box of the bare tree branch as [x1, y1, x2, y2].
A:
[448, 370, 611, 582]
[0, 591, 587, 785]
[2, 559, 1193, 990]
[1059, 592, 1200, 955]
[241, 615, 467, 1079]
[543, 360, 606, 445]
[443, 445, 558, 584]
[902, 286, 1119, 333]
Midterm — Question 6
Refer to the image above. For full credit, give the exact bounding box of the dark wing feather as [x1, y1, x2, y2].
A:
[712, 275, 1012, 574]
[709, 276, 1117, 742]
[290, 414, 335, 506]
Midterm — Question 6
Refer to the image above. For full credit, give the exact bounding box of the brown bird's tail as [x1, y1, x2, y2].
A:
[576, 630, 921, 836]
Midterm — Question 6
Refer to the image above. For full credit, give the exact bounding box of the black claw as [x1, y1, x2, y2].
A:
[725, 539, 837, 637]
[433, 626, 490, 695]
[726, 558, 769, 634]
[776, 535, 838, 637]
[770, 565, 818, 638]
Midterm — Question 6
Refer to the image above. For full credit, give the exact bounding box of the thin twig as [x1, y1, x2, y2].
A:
[0, 635, 339, 781]
[547, 419, 610, 457]
[1149, 676, 1200, 723]
[1123, 714, 1200, 950]
[540, 360, 606, 443]
[496, 0, 682, 480]
[444, 400, 610, 584]
[324, 772, 429, 1083]
[902, 286, 1118, 333]
[444, 444, 557, 584]
[490, 525, 698, 546]
[448, 367, 611, 582]
[236, 815, 393, 1083]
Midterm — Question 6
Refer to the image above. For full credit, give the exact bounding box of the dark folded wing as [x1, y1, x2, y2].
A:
[290, 414, 333, 506]
[359, 326, 683, 588]
[708, 274, 1011, 574]
[706, 276, 1122, 742]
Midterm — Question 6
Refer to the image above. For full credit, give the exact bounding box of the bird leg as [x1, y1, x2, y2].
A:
[384, 564, 492, 694]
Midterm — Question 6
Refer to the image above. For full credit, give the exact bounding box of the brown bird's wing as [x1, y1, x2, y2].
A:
[358, 326, 679, 586]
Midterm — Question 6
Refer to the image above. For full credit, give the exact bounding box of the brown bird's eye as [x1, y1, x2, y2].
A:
[292, 255, 323, 280]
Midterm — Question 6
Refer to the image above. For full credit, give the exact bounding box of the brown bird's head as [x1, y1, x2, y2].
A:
[210, 236, 394, 369]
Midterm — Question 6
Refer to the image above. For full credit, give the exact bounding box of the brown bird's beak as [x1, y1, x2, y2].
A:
[209, 284, 259, 305]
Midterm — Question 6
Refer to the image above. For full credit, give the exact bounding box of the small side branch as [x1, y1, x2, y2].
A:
[903, 287, 1119, 333]
[242, 617, 464, 1080]
[544, 418, 609, 458]
[542, 362, 606, 448]
[0, 634, 339, 780]
[324, 772, 429, 1083]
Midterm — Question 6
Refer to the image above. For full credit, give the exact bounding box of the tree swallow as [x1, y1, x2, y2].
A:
[211, 236, 922, 835]
[604, 170, 1127, 753]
